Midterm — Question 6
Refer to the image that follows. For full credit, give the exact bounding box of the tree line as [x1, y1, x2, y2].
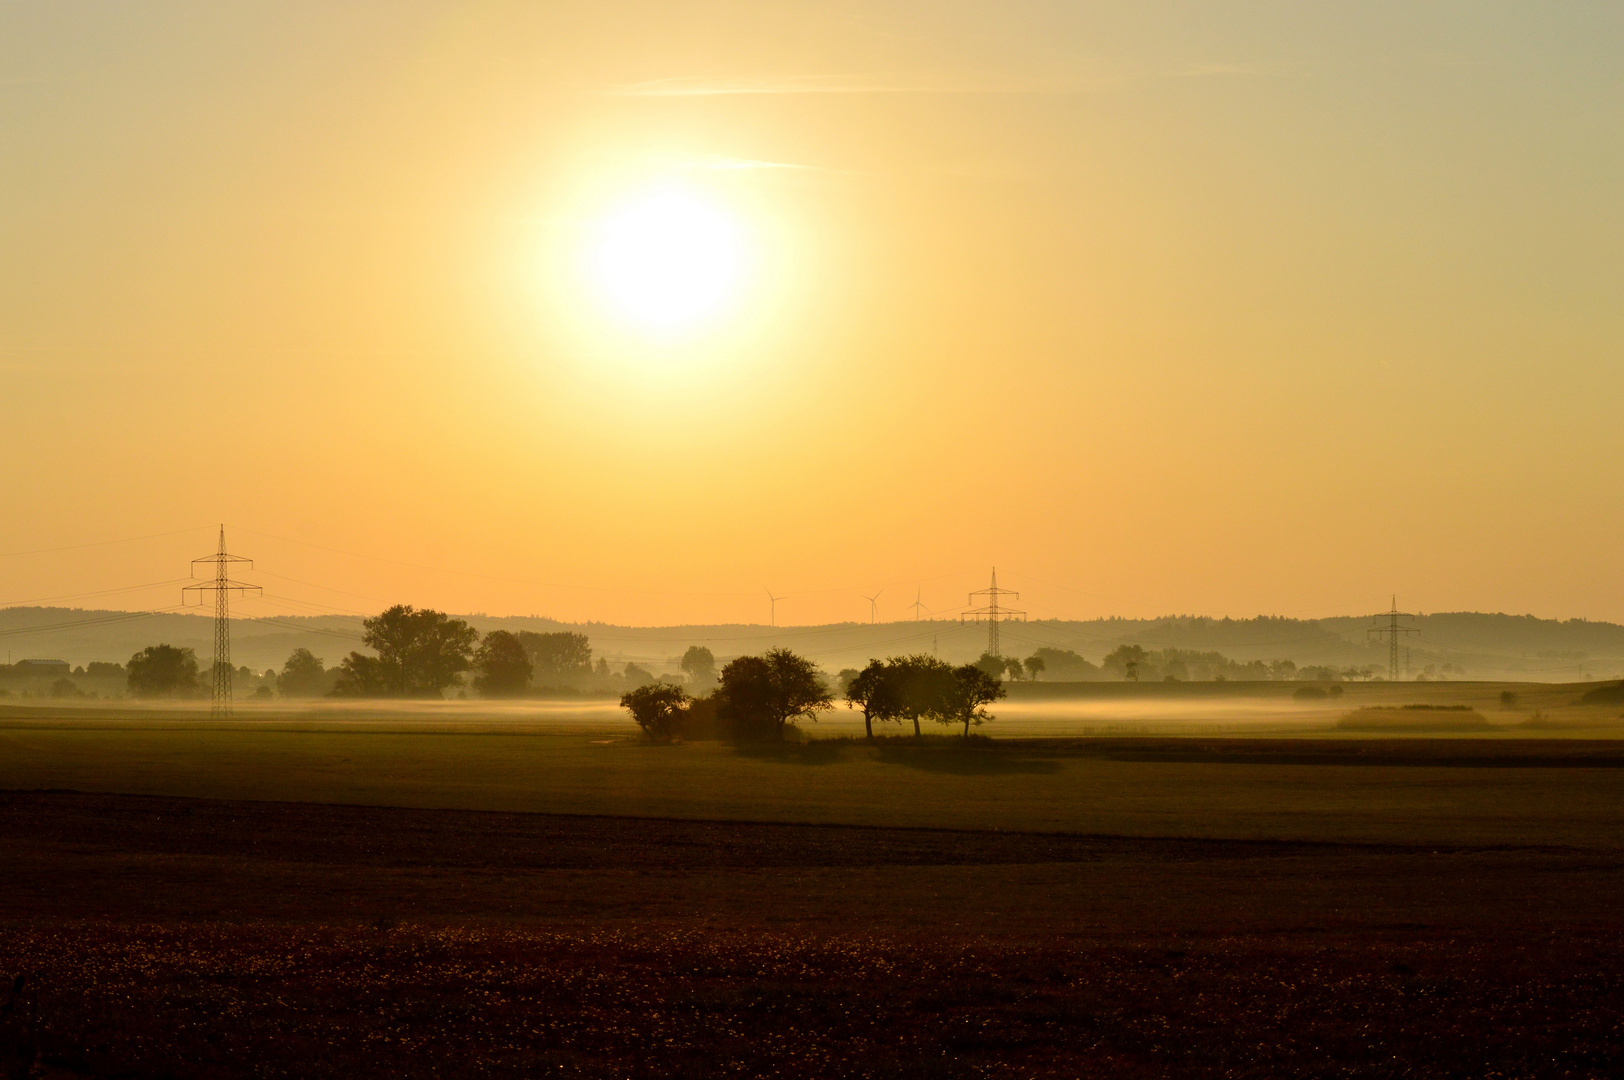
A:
[25, 604, 1406, 705]
[93, 606, 700, 700]
[950, 645, 1385, 684]
[620, 650, 1005, 743]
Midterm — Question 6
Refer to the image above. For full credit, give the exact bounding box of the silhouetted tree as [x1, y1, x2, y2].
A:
[330, 653, 393, 696]
[126, 644, 200, 698]
[680, 645, 717, 690]
[1029, 647, 1098, 680]
[620, 683, 691, 742]
[940, 664, 1006, 737]
[845, 659, 903, 740]
[1268, 659, 1298, 681]
[974, 653, 1005, 680]
[891, 654, 957, 736]
[331, 605, 477, 697]
[517, 631, 594, 687]
[276, 648, 328, 698]
[715, 647, 832, 742]
[1023, 654, 1046, 680]
[473, 630, 533, 697]
[1103, 645, 1149, 682]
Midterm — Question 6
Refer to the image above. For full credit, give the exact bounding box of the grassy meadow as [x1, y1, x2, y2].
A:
[3, 681, 1621, 846]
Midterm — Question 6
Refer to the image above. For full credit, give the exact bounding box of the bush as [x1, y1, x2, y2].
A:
[1293, 685, 1328, 700]
[1579, 682, 1624, 706]
[678, 694, 725, 740]
[620, 683, 691, 742]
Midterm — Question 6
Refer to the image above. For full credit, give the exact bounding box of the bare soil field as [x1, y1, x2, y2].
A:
[2, 790, 1622, 1078]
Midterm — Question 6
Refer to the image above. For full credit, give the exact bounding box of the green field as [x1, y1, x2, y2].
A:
[3, 688, 1622, 847]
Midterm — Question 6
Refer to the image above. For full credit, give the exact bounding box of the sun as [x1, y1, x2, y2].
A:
[586, 187, 751, 336]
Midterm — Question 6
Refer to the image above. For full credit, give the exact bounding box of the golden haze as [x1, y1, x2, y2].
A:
[1, 2, 1621, 625]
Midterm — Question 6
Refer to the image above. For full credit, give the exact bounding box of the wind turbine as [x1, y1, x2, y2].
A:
[909, 588, 928, 621]
[862, 588, 884, 624]
[767, 590, 782, 627]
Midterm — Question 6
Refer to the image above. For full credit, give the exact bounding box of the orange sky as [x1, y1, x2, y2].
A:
[2, 2, 1621, 626]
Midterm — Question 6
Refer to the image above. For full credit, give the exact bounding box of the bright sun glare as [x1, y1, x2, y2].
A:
[587, 188, 750, 336]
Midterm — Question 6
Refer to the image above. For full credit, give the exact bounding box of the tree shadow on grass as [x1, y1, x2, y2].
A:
[731, 740, 848, 766]
[872, 745, 1062, 776]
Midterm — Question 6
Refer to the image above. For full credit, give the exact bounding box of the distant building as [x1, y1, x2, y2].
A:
[13, 659, 71, 676]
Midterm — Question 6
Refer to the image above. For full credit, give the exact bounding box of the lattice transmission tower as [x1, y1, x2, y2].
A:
[183, 526, 261, 718]
[1368, 595, 1418, 682]
[962, 567, 1025, 657]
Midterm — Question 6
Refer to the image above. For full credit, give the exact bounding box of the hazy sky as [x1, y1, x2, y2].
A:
[2, 2, 1621, 626]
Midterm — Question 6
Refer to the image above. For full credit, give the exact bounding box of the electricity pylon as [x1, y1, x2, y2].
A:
[1368, 596, 1418, 682]
[962, 567, 1025, 657]
[183, 526, 261, 718]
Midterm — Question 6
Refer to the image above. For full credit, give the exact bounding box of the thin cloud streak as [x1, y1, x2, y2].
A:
[598, 62, 1272, 98]
[596, 72, 1127, 97]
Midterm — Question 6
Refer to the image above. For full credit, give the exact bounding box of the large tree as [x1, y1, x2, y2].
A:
[891, 654, 957, 736]
[126, 644, 200, 698]
[680, 645, 717, 691]
[1102, 644, 1150, 682]
[974, 653, 1006, 680]
[331, 605, 478, 697]
[1029, 647, 1098, 681]
[276, 648, 328, 697]
[844, 659, 903, 740]
[473, 630, 533, 697]
[620, 683, 690, 742]
[516, 631, 593, 687]
[940, 664, 1006, 738]
[715, 647, 832, 742]
[330, 653, 393, 697]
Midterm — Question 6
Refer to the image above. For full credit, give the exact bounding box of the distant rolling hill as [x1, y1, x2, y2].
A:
[1, 606, 1620, 683]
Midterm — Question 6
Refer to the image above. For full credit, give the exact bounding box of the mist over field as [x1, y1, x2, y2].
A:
[5, 2, 1624, 1076]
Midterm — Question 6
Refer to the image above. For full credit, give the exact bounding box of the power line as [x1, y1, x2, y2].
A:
[0, 578, 195, 608]
[1368, 595, 1419, 682]
[182, 527, 260, 719]
[0, 526, 211, 561]
[961, 567, 1025, 657]
[0, 605, 192, 641]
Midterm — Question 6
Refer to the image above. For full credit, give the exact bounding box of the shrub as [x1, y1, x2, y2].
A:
[620, 683, 691, 742]
[1579, 682, 1624, 706]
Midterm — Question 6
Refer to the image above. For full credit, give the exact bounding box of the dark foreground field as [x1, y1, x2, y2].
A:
[3, 783, 1623, 1079]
